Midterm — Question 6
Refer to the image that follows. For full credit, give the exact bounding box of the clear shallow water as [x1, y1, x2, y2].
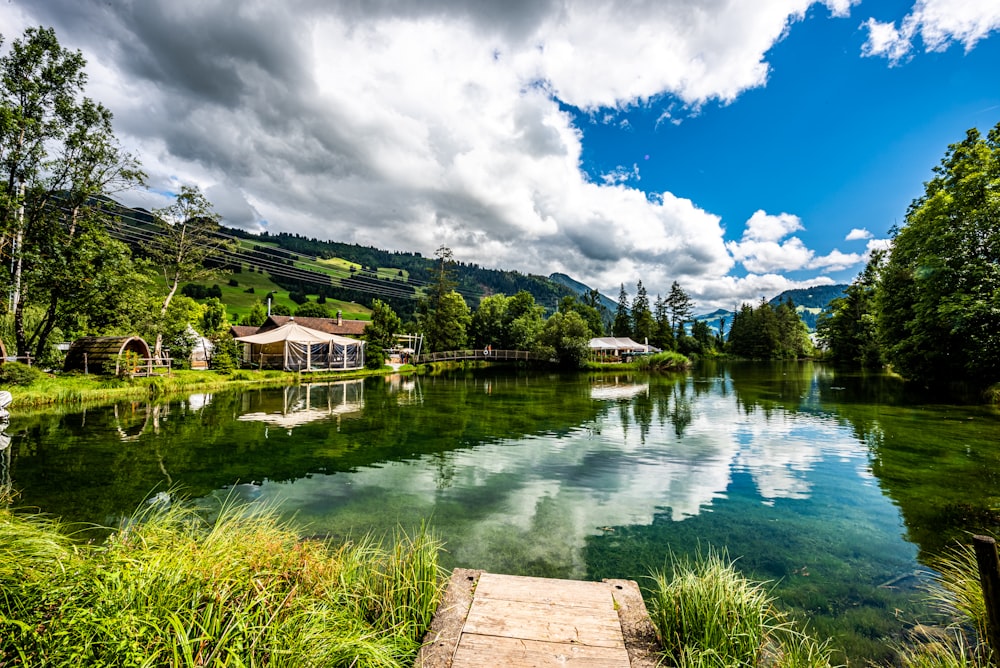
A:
[5, 362, 1000, 663]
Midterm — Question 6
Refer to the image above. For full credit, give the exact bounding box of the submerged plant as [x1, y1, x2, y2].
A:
[0, 493, 444, 667]
[647, 549, 838, 668]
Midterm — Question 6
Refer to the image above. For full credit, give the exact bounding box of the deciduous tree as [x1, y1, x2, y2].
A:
[147, 186, 234, 360]
[875, 124, 1000, 385]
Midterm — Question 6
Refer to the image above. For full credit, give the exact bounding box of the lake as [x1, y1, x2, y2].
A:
[3, 361, 999, 663]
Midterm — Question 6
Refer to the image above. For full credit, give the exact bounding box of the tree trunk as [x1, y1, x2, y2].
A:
[154, 273, 180, 362]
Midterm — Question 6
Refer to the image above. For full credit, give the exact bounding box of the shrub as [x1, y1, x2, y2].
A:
[648, 549, 836, 667]
[0, 495, 444, 667]
[0, 362, 45, 386]
[365, 347, 386, 370]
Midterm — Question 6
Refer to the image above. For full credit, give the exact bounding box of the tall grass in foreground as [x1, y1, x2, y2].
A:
[0, 493, 444, 667]
[895, 540, 994, 668]
[647, 550, 838, 668]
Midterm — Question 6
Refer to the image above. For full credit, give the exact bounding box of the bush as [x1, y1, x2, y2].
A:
[0, 495, 444, 667]
[633, 351, 691, 371]
[0, 362, 45, 386]
[209, 336, 242, 374]
[365, 347, 386, 369]
[648, 550, 836, 667]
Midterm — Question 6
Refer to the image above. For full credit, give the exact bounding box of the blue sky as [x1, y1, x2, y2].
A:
[571, 1, 1000, 291]
[3, 0, 999, 310]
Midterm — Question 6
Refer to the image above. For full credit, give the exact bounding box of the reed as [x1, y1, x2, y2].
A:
[647, 549, 838, 668]
[0, 492, 444, 667]
[896, 540, 993, 668]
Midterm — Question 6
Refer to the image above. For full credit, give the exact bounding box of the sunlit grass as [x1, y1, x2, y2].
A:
[895, 539, 995, 668]
[7, 367, 395, 409]
[0, 491, 444, 667]
[647, 549, 839, 668]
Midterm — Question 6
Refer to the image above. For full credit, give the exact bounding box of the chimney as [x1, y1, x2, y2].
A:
[337, 310, 343, 326]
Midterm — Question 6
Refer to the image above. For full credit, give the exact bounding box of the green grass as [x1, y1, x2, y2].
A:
[587, 351, 692, 372]
[6, 367, 396, 410]
[0, 492, 444, 667]
[205, 268, 372, 322]
[647, 550, 839, 668]
[893, 539, 994, 668]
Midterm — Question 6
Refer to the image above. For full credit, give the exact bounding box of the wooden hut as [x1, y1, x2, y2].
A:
[64, 336, 153, 375]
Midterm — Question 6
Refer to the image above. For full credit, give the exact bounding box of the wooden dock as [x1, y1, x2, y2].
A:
[417, 569, 660, 667]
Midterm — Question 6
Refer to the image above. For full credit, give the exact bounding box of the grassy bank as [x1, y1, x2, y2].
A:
[3, 494, 992, 667]
[2, 364, 412, 410]
[1, 493, 443, 667]
[587, 350, 692, 372]
[646, 547, 995, 668]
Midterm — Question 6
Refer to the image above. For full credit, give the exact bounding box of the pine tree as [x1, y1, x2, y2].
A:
[612, 284, 631, 337]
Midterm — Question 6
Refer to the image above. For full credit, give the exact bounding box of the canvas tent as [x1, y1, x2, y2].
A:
[588, 337, 658, 362]
[235, 320, 365, 371]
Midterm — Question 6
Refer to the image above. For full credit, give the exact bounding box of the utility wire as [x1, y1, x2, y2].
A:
[50, 199, 485, 303]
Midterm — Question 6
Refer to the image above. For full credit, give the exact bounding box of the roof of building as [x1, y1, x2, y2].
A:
[262, 315, 368, 337]
[588, 337, 658, 352]
[229, 325, 259, 339]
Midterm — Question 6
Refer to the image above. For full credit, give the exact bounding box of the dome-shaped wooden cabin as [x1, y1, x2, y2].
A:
[64, 336, 152, 375]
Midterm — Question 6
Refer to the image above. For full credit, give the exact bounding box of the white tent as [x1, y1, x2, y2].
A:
[588, 337, 659, 361]
[235, 320, 366, 371]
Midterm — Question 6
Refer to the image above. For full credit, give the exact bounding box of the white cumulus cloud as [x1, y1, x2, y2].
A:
[861, 0, 1000, 63]
[0, 0, 875, 311]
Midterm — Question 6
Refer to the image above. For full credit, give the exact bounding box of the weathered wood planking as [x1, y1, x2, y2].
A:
[473, 573, 616, 608]
[463, 597, 625, 648]
[454, 572, 630, 667]
[452, 634, 630, 667]
[416, 569, 660, 668]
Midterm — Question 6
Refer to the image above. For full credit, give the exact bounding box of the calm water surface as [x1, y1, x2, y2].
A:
[4, 361, 1000, 663]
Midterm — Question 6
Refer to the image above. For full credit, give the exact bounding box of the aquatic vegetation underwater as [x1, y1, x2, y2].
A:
[0, 492, 443, 667]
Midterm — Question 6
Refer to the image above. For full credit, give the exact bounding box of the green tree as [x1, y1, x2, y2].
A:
[424, 290, 470, 352]
[557, 295, 604, 337]
[470, 293, 509, 348]
[652, 294, 676, 350]
[631, 280, 654, 343]
[147, 186, 234, 360]
[200, 297, 229, 336]
[539, 310, 590, 368]
[363, 298, 402, 351]
[242, 300, 268, 327]
[503, 290, 544, 350]
[774, 298, 812, 359]
[294, 302, 331, 318]
[817, 253, 883, 367]
[665, 281, 694, 334]
[612, 284, 631, 337]
[875, 124, 1000, 385]
[0, 27, 145, 360]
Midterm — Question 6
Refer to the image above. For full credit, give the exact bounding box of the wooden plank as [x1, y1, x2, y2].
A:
[464, 597, 625, 648]
[474, 573, 616, 609]
[453, 633, 630, 668]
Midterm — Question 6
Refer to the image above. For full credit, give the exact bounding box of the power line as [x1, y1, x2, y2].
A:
[49, 199, 485, 303]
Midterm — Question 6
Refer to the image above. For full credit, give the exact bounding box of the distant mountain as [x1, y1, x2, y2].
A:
[548, 273, 618, 313]
[693, 284, 848, 332]
[767, 284, 848, 310]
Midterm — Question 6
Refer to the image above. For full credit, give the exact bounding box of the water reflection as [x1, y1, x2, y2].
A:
[237, 379, 365, 430]
[4, 364, 1000, 663]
